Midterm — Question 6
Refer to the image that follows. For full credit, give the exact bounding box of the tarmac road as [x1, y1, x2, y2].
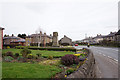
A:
[74, 46, 118, 78]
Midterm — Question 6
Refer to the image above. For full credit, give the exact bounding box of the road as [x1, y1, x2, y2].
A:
[74, 46, 118, 78]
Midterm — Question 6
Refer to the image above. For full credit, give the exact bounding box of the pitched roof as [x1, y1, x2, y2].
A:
[11, 39, 25, 43]
[0, 27, 4, 30]
[3, 36, 20, 39]
[103, 32, 117, 38]
[115, 30, 120, 35]
[59, 35, 72, 41]
[26, 33, 52, 38]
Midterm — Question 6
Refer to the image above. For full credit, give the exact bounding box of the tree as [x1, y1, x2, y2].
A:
[4, 34, 7, 37]
[18, 34, 26, 39]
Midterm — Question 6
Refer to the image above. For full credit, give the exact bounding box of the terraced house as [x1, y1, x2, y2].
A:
[115, 30, 120, 43]
[0, 27, 4, 49]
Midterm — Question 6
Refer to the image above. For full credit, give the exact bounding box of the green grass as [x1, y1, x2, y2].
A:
[2, 48, 75, 57]
[2, 62, 62, 78]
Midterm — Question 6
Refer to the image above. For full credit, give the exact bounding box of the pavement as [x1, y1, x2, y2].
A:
[74, 46, 119, 78]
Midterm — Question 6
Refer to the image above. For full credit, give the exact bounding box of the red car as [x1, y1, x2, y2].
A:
[75, 44, 78, 46]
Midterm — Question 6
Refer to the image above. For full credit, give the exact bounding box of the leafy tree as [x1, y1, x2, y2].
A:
[20, 48, 31, 58]
[18, 34, 26, 39]
[4, 34, 7, 37]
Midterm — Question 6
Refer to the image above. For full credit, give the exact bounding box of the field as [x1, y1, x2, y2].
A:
[2, 48, 75, 57]
[2, 62, 62, 78]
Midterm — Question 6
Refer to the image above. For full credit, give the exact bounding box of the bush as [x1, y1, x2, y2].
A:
[16, 46, 76, 52]
[27, 55, 33, 59]
[61, 54, 79, 66]
[7, 46, 10, 49]
[4, 56, 14, 62]
[65, 68, 75, 75]
[17, 56, 24, 61]
[36, 53, 41, 57]
[33, 56, 39, 59]
[47, 56, 53, 60]
[14, 53, 19, 58]
[2, 54, 5, 57]
[20, 48, 31, 58]
[74, 54, 81, 57]
[5, 52, 13, 57]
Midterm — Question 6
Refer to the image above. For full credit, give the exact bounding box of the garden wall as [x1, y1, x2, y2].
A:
[67, 49, 96, 78]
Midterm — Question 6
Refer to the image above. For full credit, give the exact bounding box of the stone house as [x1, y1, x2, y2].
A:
[59, 35, 72, 46]
[3, 36, 26, 47]
[25, 32, 52, 46]
[0, 27, 4, 49]
[115, 30, 120, 43]
[93, 34, 105, 44]
[103, 32, 117, 41]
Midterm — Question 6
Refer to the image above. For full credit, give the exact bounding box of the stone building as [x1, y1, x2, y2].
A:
[59, 35, 72, 46]
[103, 32, 117, 41]
[3, 35, 25, 47]
[25, 32, 52, 46]
[93, 34, 105, 44]
[0, 27, 4, 49]
[115, 30, 120, 43]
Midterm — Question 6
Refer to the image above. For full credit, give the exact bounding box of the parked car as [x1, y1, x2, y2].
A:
[75, 44, 78, 46]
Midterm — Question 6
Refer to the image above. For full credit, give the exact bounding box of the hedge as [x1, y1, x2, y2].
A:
[15, 46, 76, 52]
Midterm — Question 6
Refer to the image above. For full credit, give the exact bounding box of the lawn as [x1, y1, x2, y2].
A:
[2, 48, 75, 57]
[2, 62, 62, 78]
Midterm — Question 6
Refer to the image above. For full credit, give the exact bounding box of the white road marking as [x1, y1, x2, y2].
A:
[102, 54, 106, 56]
[99, 53, 118, 64]
[96, 63, 102, 78]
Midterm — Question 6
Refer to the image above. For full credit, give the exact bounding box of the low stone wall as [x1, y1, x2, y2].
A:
[67, 49, 96, 78]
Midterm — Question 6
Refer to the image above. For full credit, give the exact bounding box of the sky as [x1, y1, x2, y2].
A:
[0, 0, 119, 41]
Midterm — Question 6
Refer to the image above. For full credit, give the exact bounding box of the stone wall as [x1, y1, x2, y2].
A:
[67, 49, 96, 78]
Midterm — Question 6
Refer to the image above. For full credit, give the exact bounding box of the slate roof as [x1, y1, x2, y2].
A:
[0, 27, 4, 30]
[11, 39, 26, 43]
[103, 32, 117, 38]
[115, 30, 120, 35]
[3, 36, 20, 39]
[26, 33, 52, 38]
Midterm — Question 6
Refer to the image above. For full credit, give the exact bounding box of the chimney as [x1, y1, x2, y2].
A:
[12, 34, 14, 37]
[44, 32, 46, 35]
[40, 31, 42, 35]
[97, 34, 98, 36]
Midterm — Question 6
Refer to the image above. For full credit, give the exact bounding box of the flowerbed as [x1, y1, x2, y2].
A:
[2, 48, 88, 78]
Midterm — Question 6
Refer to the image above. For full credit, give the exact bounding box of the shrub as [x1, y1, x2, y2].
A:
[61, 54, 79, 66]
[2, 54, 5, 57]
[47, 56, 53, 60]
[17, 56, 24, 61]
[5, 52, 13, 57]
[33, 56, 39, 59]
[16, 46, 76, 52]
[36, 53, 41, 57]
[20, 48, 31, 58]
[65, 68, 75, 75]
[4, 56, 14, 62]
[7, 46, 10, 49]
[74, 54, 81, 57]
[27, 55, 33, 59]
[14, 53, 19, 58]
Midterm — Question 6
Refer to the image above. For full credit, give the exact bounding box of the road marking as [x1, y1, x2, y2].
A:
[96, 62, 102, 78]
[99, 54, 118, 64]
[99, 53, 101, 54]
[102, 54, 106, 56]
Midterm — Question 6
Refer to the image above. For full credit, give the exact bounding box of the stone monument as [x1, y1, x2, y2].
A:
[52, 32, 59, 47]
